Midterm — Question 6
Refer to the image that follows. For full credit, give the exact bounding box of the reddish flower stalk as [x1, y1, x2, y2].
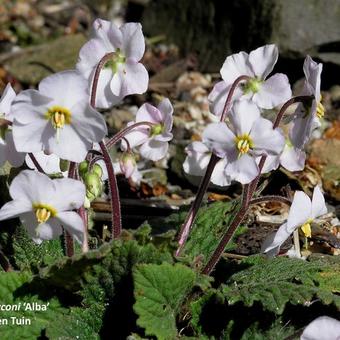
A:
[63, 161, 77, 257]
[105, 121, 155, 149]
[90, 52, 121, 239]
[175, 75, 249, 256]
[201, 95, 313, 275]
[28, 153, 45, 174]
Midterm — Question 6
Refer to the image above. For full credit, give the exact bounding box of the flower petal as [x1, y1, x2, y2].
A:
[4, 131, 25, 167]
[301, 316, 340, 340]
[202, 122, 235, 158]
[92, 18, 121, 50]
[211, 158, 231, 186]
[52, 178, 85, 212]
[280, 145, 306, 172]
[9, 170, 55, 204]
[89, 68, 123, 109]
[311, 186, 327, 219]
[120, 23, 145, 61]
[303, 55, 323, 102]
[248, 44, 278, 79]
[0, 83, 16, 120]
[220, 52, 253, 85]
[13, 119, 51, 154]
[0, 200, 32, 221]
[139, 139, 168, 161]
[261, 222, 291, 256]
[136, 103, 163, 123]
[183, 142, 211, 176]
[287, 191, 312, 231]
[250, 118, 285, 156]
[225, 154, 259, 184]
[71, 102, 107, 143]
[252, 73, 292, 109]
[260, 154, 280, 174]
[76, 38, 110, 79]
[57, 211, 84, 244]
[39, 70, 89, 108]
[11, 89, 51, 124]
[229, 100, 260, 136]
[35, 217, 63, 241]
[110, 61, 148, 97]
[25, 151, 61, 174]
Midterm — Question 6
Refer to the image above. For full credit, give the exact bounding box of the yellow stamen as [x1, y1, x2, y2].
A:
[45, 106, 72, 131]
[316, 101, 325, 119]
[33, 203, 57, 224]
[301, 218, 313, 238]
[234, 134, 253, 155]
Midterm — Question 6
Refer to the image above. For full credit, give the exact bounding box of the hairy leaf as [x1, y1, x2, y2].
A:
[133, 263, 196, 340]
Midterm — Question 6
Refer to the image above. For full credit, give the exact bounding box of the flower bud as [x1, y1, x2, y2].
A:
[84, 172, 103, 202]
[79, 160, 89, 179]
[119, 152, 137, 179]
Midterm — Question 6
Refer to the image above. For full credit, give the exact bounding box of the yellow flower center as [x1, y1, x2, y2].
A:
[45, 106, 72, 130]
[301, 218, 313, 238]
[235, 134, 253, 155]
[33, 203, 57, 224]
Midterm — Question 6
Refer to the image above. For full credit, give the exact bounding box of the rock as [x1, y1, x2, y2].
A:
[3, 34, 86, 85]
[142, 0, 340, 72]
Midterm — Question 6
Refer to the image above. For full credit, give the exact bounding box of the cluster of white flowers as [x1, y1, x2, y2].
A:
[0, 19, 328, 262]
[0, 18, 173, 245]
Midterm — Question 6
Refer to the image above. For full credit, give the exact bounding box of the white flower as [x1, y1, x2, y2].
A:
[11, 70, 107, 163]
[262, 186, 327, 257]
[301, 316, 340, 340]
[261, 139, 306, 173]
[290, 56, 324, 149]
[0, 170, 85, 244]
[76, 18, 149, 108]
[209, 45, 292, 117]
[203, 100, 285, 184]
[0, 84, 25, 167]
[124, 98, 173, 161]
[183, 141, 231, 186]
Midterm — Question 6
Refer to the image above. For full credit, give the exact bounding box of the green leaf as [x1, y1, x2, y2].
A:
[182, 200, 242, 264]
[0, 271, 67, 339]
[133, 263, 196, 340]
[221, 256, 340, 314]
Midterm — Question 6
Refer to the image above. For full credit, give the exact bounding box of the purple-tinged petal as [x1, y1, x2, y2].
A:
[136, 103, 163, 124]
[248, 44, 278, 79]
[208, 81, 230, 118]
[92, 19, 121, 51]
[202, 122, 235, 158]
[303, 55, 322, 102]
[120, 23, 145, 61]
[253, 73, 292, 109]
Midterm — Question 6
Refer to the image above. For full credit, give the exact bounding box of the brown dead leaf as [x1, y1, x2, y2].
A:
[324, 120, 340, 140]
